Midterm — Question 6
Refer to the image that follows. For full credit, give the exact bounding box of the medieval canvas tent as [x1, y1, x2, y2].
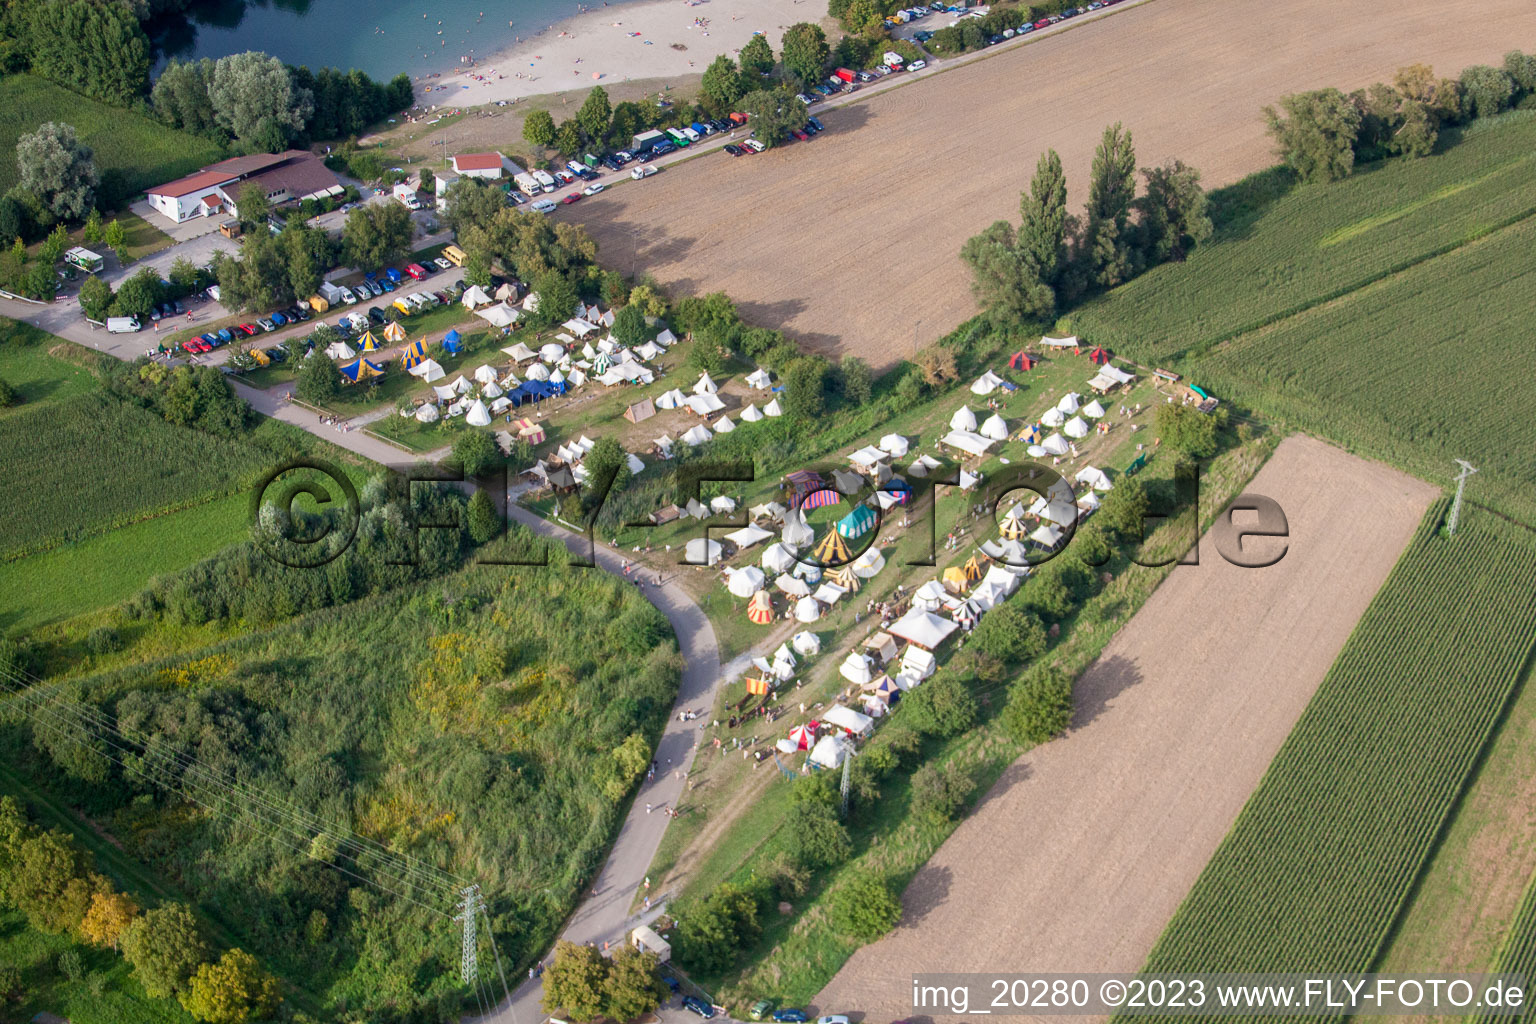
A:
[1057, 392, 1082, 414]
[776, 574, 813, 598]
[465, 399, 492, 427]
[745, 368, 773, 389]
[383, 321, 407, 343]
[728, 566, 767, 597]
[683, 538, 723, 566]
[980, 413, 1009, 441]
[762, 543, 797, 573]
[792, 631, 822, 656]
[970, 370, 1006, 395]
[852, 547, 886, 578]
[1064, 415, 1090, 438]
[1042, 433, 1070, 456]
[837, 504, 877, 539]
[747, 590, 774, 624]
[1041, 406, 1066, 428]
[794, 596, 822, 623]
[1008, 350, 1037, 371]
[949, 406, 978, 431]
[764, 398, 783, 418]
[1082, 399, 1107, 419]
[1076, 465, 1115, 491]
[414, 403, 440, 423]
[840, 653, 875, 685]
[740, 403, 764, 422]
[814, 530, 852, 565]
[693, 372, 717, 394]
[879, 433, 910, 457]
[409, 358, 445, 382]
[887, 608, 959, 650]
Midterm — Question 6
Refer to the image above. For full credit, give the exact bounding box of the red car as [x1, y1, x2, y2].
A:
[562, 192, 582, 204]
[1034, 17, 1051, 27]
[405, 263, 428, 280]
[236, 324, 258, 336]
[792, 129, 810, 141]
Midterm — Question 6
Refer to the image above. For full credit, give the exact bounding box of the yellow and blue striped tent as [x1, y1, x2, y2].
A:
[339, 358, 385, 384]
[400, 339, 429, 370]
[358, 330, 379, 352]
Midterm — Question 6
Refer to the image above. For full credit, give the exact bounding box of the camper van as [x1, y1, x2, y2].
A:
[443, 244, 467, 267]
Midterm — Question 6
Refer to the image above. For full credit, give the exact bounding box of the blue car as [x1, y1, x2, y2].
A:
[772, 1012, 808, 1023]
[271, 312, 287, 326]
[216, 328, 233, 343]
[386, 267, 403, 283]
[200, 333, 220, 347]
[683, 997, 715, 1019]
[380, 277, 396, 292]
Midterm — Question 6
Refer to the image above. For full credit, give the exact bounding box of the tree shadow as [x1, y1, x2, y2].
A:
[1072, 652, 1143, 730]
[1206, 165, 1298, 243]
[899, 863, 952, 927]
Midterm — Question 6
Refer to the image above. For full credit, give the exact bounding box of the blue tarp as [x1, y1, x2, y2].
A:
[507, 380, 568, 407]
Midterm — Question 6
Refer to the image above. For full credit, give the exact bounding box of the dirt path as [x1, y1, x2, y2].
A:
[814, 435, 1438, 1021]
[566, 0, 1536, 366]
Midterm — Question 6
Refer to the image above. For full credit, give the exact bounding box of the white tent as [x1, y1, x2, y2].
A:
[839, 652, 875, 685]
[521, 292, 541, 312]
[792, 631, 822, 656]
[693, 372, 717, 395]
[1089, 364, 1136, 389]
[449, 375, 472, 394]
[728, 566, 766, 597]
[684, 393, 726, 416]
[887, 608, 960, 649]
[637, 341, 663, 361]
[941, 430, 995, 458]
[980, 413, 1009, 441]
[409, 358, 445, 382]
[414, 403, 440, 423]
[981, 538, 1031, 564]
[536, 343, 563, 363]
[982, 564, 1023, 595]
[475, 303, 519, 328]
[781, 509, 814, 549]
[566, 368, 587, 388]
[683, 538, 724, 566]
[959, 469, 980, 490]
[949, 406, 978, 431]
[813, 582, 846, 605]
[745, 368, 773, 389]
[970, 581, 1007, 612]
[725, 524, 773, 549]
[626, 452, 645, 475]
[1040, 334, 1079, 348]
[432, 383, 457, 401]
[465, 399, 492, 427]
[549, 369, 567, 386]
[849, 445, 888, 473]
[1042, 433, 1070, 456]
[1041, 406, 1066, 428]
[1031, 494, 1080, 526]
[764, 398, 783, 418]
[751, 501, 786, 520]
[473, 364, 498, 384]
[1057, 392, 1082, 414]
[970, 370, 1006, 395]
[912, 579, 947, 612]
[879, 433, 910, 457]
[503, 342, 537, 362]
[482, 381, 504, 399]
[852, 547, 886, 578]
[908, 454, 943, 478]
[794, 597, 822, 623]
[776, 574, 812, 598]
[1077, 489, 1102, 511]
[1082, 399, 1107, 419]
[711, 495, 737, 514]
[325, 340, 356, 361]
[656, 389, 687, 410]
[655, 328, 677, 347]
[903, 645, 937, 681]
[1076, 466, 1115, 491]
[823, 704, 874, 738]
[762, 543, 797, 573]
[714, 415, 736, 433]
[740, 403, 763, 422]
[808, 733, 851, 769]
[460, 284, 492, 308]
[1064, 415, 1090, 439]
[1031, 523, 1065, 548]
[681, 424, 713, 447]
[653, 434, 674, 457]
[561, 318, 598, 337]
[525, 362, 551, 381]
[683, 498, 708, 520]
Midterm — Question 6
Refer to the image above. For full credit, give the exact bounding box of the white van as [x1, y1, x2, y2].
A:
[531, 198, 558, 214]
[106, 316, 141, 334]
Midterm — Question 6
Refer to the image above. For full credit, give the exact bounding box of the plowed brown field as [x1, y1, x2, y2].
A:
[813, 435, 1438, 1021]
[564, 0, 1536, 365]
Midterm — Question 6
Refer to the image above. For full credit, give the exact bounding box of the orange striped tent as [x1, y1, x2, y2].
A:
[747, 590, 774, 624]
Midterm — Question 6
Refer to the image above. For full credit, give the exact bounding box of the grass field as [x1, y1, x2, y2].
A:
[0, 319, 101, 407]
[1130, 503, 1536, 1017]
[0, 76, 224, 209]
[1473, 871, 1536, 1024]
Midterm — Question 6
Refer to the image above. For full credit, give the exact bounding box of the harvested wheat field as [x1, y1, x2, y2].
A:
[565, 0, 1536, 366]
[813, 436, 1437, 1022]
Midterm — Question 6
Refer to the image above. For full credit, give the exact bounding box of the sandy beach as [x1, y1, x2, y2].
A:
[417, 0, 819, 106]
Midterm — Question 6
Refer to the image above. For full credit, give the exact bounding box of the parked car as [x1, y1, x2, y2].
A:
[652, 140, 677, 156]
[216, 328, 233, 343]
[1034, 16, 1051, 26]
[808, 116, 825, 132]
[791, 129, 810, 141]
[380, 276, 396, 291]
[270, 312, 287, 327]
[405, 263, 428, 280]
[532, 198, 557, 214]
[554, 169, 576, 184]
[683, 998, 715, 1019]
[367, 307, 386, 325]
[771, 1011, 808, 1023]
[257, 318, 275, 332]
[434, 257, 453, 271]
[582, 182, 606, 196]
[796, 93, 814, 106]
[199, 333, 220, 347]
[816, 1017, 850, 1024]
[743, 139, 766, 153]
[750, 1001, 774, 1021]
[264, 346, 288, 362]
[907, 59, 926, 70]
[724, 144, 742, 156]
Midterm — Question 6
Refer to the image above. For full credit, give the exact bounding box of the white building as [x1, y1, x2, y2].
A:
[145, 151, 342, 225]
[451, 152, 521, 180]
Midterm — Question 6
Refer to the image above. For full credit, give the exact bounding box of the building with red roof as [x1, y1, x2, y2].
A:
[146, 151, 343, 225]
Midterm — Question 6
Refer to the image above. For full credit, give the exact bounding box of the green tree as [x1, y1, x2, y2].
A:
[781, 355, 827, 420]
[677, 883, 761, 974]
[0, 829, 99, 934]
[739, 34, 775, 79]
[1392, 99, 1439, 158]
[111, 268, 162, 318]
[444, 178, 507, 235]
[603, 946, 668, 1022]
[1019, 148, 1070, 289]
[582, 437, 629, 491]
[1003, 665, 1074, 744]
[785, 798, 851, 869]
[0, 962, 20, 1000]
[25, 0, 150, 104]
[235, 182, 270, 231]
[960, 220, 1053, 322]
[103, 218, 128, 264]
[701, 54, 746, 115]
[1504, 50, 1536, 98]
[529, 272, 578, 328]
[831, 875, 903, 940]
[467, 489, 500, 544]
[82, 207, 104, 244]
[1459, 64, 1515, 118]
[78, 274, 113, 321]
[1097, 476, 1148, 539]
[780, 22, 830, 87]
[169, 256, 202, 291]
[16, 122, 98, 222]
[208, 51, 313, 146]
[452, 430, 499, 477]
[121, 903, 212, 999]
[838, 355, 872, 406]
[543, 940, 609, 1021]
[296, 352, 341, 405]
[152, 58, 219, 135]
[611, 303, 650, 347]
[523, 109, 557, 148]
[1083, 122, 1138, 288]
[971, 603, 1048, 664]
[180, 948, 280, 1024]
[342, 202, 413, 270]
[1135, 159, 1211, 263]
[1155, 402, 1218, 457]
[554, 119, 583, 157]
[38, 224, 68, 267]
[901, 672, 978, 738]
[575, 86, 612, 141]
[81, 889, 139, 950]
[1264, 88, 1362, 183]
[911, 760, 977, 824]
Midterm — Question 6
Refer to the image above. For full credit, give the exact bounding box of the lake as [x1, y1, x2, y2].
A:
[149, 0, 599, 81]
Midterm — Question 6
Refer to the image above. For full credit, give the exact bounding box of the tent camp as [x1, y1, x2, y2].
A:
[762, 543, 797, 573]
[941, 430, 995, 458]
[1057, 392, 1082, 414]
[728, 566, 767, 597]
[1064, 415, 1090, 438]
[683, 538, 724, 566]
[681, 424, 713, 447]
[971, 370, 1006, 395]
[823, 704, 874, 739]
[950, 406, 978, 431]
[980, 413, 1009, 441]
[745, 368, 773, 389]
[539, 343, 566, 363]
[465, 400, 492, 427]
[358, 330, 380, 352]
[740, 403, 763, 422]
[764, 398, 783, 418]
[879, 433, 910, 457]
[1031, 523, 1065, 548]
[887, 608, 959, 650]
[840, 653, 875, 685]
[693, 372, 717, 395]
[525, 362, 551, 381]
[409, 359, 445, 382]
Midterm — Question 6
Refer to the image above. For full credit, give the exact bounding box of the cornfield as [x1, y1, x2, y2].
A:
[1129, 502, 1536, 1023]
[1474, 869, 1536, 1024]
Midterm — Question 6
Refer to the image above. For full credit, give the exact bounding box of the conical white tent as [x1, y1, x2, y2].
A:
[526, 362, 550, 381]
[681, 424, 713, 447]
[549, 369, 566, 385]
[762, 543, 796, 573]
[776, 574, 812, 598]
[684, 538, 724, 565]
[839, 653, 875, 685]
[1064, 415, 1090, 438]
[794, 597, 822, 623]
[1057, 392, 1082, 414]
[409, 359, 445, 383]
[540, 343, 566, 362]
[970, 370, 1005, 396]
[879, 433, 909, 457]
[792, 631, 822, 656]
[852, 547, 886, 578]
[1042, 433, 1070, 456]
[1041, 406, 1066, 427]
[466, 399, 492, 427]
[449, 375, 473, 394]
[1075, 465, 1114, 491]
[949, 406, 978, 431]
[656, 389, 687, 410]
[980, 413, 1009, 441]
[763, 398, 783, 418]
[325, 341, 356, 361]
[740, 403, 763, 422]
[781, 510, 813, 549]
[482, 381, 503, 398]
[1082, 399, 1107, 419]
[711, 495, 737, 514]
[714, 415, 736, 433]
[728, 566, 766, 597]
[414, 403, 440, 423]
[693, 372, 717, 395]
[474, 364, 499, 384]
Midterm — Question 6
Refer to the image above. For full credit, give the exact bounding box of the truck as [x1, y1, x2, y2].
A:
[884, 51, 906, 67]
[630, 164, 659, 180]
[106, 316, 141, 334]
[531, 169, 557, 192]
[690, 121, 710, 137]
[319, 281, 347, 306]
[64, 246, 104, 274]
[392, 182, 423, 209]
[631, 129, 666, 153]
[665, 128, 691, 147]
[307, 294, 330, 314]
[834, 67, 856, 83]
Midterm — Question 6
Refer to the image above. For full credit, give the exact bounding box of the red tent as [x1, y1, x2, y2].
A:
[1088, 346, 1112, 365]
[1008, 351, 1038, 371]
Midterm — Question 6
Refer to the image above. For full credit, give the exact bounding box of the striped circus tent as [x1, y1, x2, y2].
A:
[358, 330, 379, 352]
[963, 555, 984, 581]
[799, 488, 842, 511]
[814, 529, 852, 565]
[831, 564, 861, 591]
[383, 321, 407, 343]
[837, 504, 877, 539]
[747, 590, 774, 624]
[338, 358, 385, 384]
[400, 339, 429, 370]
